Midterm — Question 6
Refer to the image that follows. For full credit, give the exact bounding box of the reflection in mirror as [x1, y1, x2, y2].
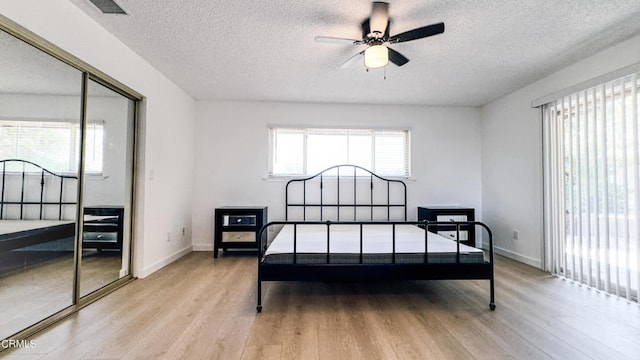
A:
[0, 30, 82, 339]
[80, 79, 134, 297]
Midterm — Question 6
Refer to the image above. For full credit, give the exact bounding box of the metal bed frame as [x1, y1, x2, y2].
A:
[1, 159, 77, 221]
[0, 159, 77, 251]
[0, 159, 123, 252]
[256, 165, 495, 312]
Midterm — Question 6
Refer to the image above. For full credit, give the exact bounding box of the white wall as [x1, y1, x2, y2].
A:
[1, 0, 197, 277]
[192, 101, 482, 250]
[480, 33, 640, 268]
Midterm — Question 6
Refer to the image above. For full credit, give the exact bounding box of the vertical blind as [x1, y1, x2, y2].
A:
[543, 72, 640, 301]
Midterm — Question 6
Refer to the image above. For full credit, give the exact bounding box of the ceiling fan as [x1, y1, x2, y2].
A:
[315, 2, 445, 69]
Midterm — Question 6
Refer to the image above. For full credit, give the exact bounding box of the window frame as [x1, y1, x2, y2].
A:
[268, 126, 411, 178]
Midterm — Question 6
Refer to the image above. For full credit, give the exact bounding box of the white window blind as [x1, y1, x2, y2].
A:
[0, 120, 104, 174]
[270, 127, 410, 177]
[543, 72, 640, 301]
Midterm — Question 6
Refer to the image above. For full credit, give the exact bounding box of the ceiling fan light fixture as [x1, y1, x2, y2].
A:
[364, 45, 388, 69]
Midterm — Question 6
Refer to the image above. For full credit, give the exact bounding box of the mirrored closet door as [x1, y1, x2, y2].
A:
[0, 23, 139, 341]
[0, 29, 83, 340]
[80, 79, 135, 297]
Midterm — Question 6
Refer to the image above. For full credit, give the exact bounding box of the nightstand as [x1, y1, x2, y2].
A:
[214, 206, 267, 258]
[417, 206, 475, 247]
[83, 206, 124, 251]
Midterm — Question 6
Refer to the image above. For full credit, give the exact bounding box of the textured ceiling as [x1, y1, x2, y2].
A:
[0, 29, 84, 95]
[0, 30, 124, 97]
[61, 0, 640, 106]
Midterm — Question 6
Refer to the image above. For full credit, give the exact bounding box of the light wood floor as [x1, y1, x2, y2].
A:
[0, 250, 123, 339]
[4, 251, 640, 359]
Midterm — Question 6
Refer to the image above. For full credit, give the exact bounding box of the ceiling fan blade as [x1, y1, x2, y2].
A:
[315, 36, 363, 45]
[369, 1, 389, 37]
[388, 22, 445, 43]
[361, 19, 371, 40]
[340, 51, 365, 69]
[387, 47, 409, 66]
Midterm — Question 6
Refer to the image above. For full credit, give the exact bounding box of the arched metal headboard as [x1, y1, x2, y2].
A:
[0, 159, 77, 220]
[285, 164, 407, 221]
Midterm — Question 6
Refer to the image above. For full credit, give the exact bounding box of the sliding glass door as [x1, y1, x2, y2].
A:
[543, 73, 640, 300]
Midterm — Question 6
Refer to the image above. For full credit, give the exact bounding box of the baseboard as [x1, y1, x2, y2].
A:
[492, 245, 541, 268]
[138, 245, 192, 278]
[192, 243, 213, 251]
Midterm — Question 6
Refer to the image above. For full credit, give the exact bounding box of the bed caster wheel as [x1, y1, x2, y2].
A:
[256, 305, 262, 313]
[490, 303, 496, 311]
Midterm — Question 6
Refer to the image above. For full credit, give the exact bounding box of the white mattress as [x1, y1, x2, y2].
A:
[263, 224, 485, 264]
[0, 220, 74, 236]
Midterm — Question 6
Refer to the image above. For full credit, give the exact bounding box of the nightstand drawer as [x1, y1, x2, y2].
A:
[222, 231, 256, 243]
[437, 230, 469, 241]
[436, 214, 469, 222]
[224, 215, 256, 226]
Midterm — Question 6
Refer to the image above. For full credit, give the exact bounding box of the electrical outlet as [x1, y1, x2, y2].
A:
[513, 230, 519, 240]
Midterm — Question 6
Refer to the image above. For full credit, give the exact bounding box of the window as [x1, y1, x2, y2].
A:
[543, 72, 640, 302]
[269, 127, 410, 177]
[0, 120, 104, 174]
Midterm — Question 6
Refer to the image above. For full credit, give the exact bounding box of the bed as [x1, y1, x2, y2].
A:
[0, 159, 123, 252]
[0, 159, 78, 252]
[256, 164, 495, 312]
[0, 220, 75, 252]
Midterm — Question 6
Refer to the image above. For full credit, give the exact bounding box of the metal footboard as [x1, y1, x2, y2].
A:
[256, 220, 495, 312]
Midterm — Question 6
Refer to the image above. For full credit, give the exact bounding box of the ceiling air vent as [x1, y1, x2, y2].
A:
[87, 0, 128, 15]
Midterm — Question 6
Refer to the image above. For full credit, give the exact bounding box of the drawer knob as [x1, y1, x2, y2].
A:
[237, 218, 242, 222]
[236, 235, 241, 239]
